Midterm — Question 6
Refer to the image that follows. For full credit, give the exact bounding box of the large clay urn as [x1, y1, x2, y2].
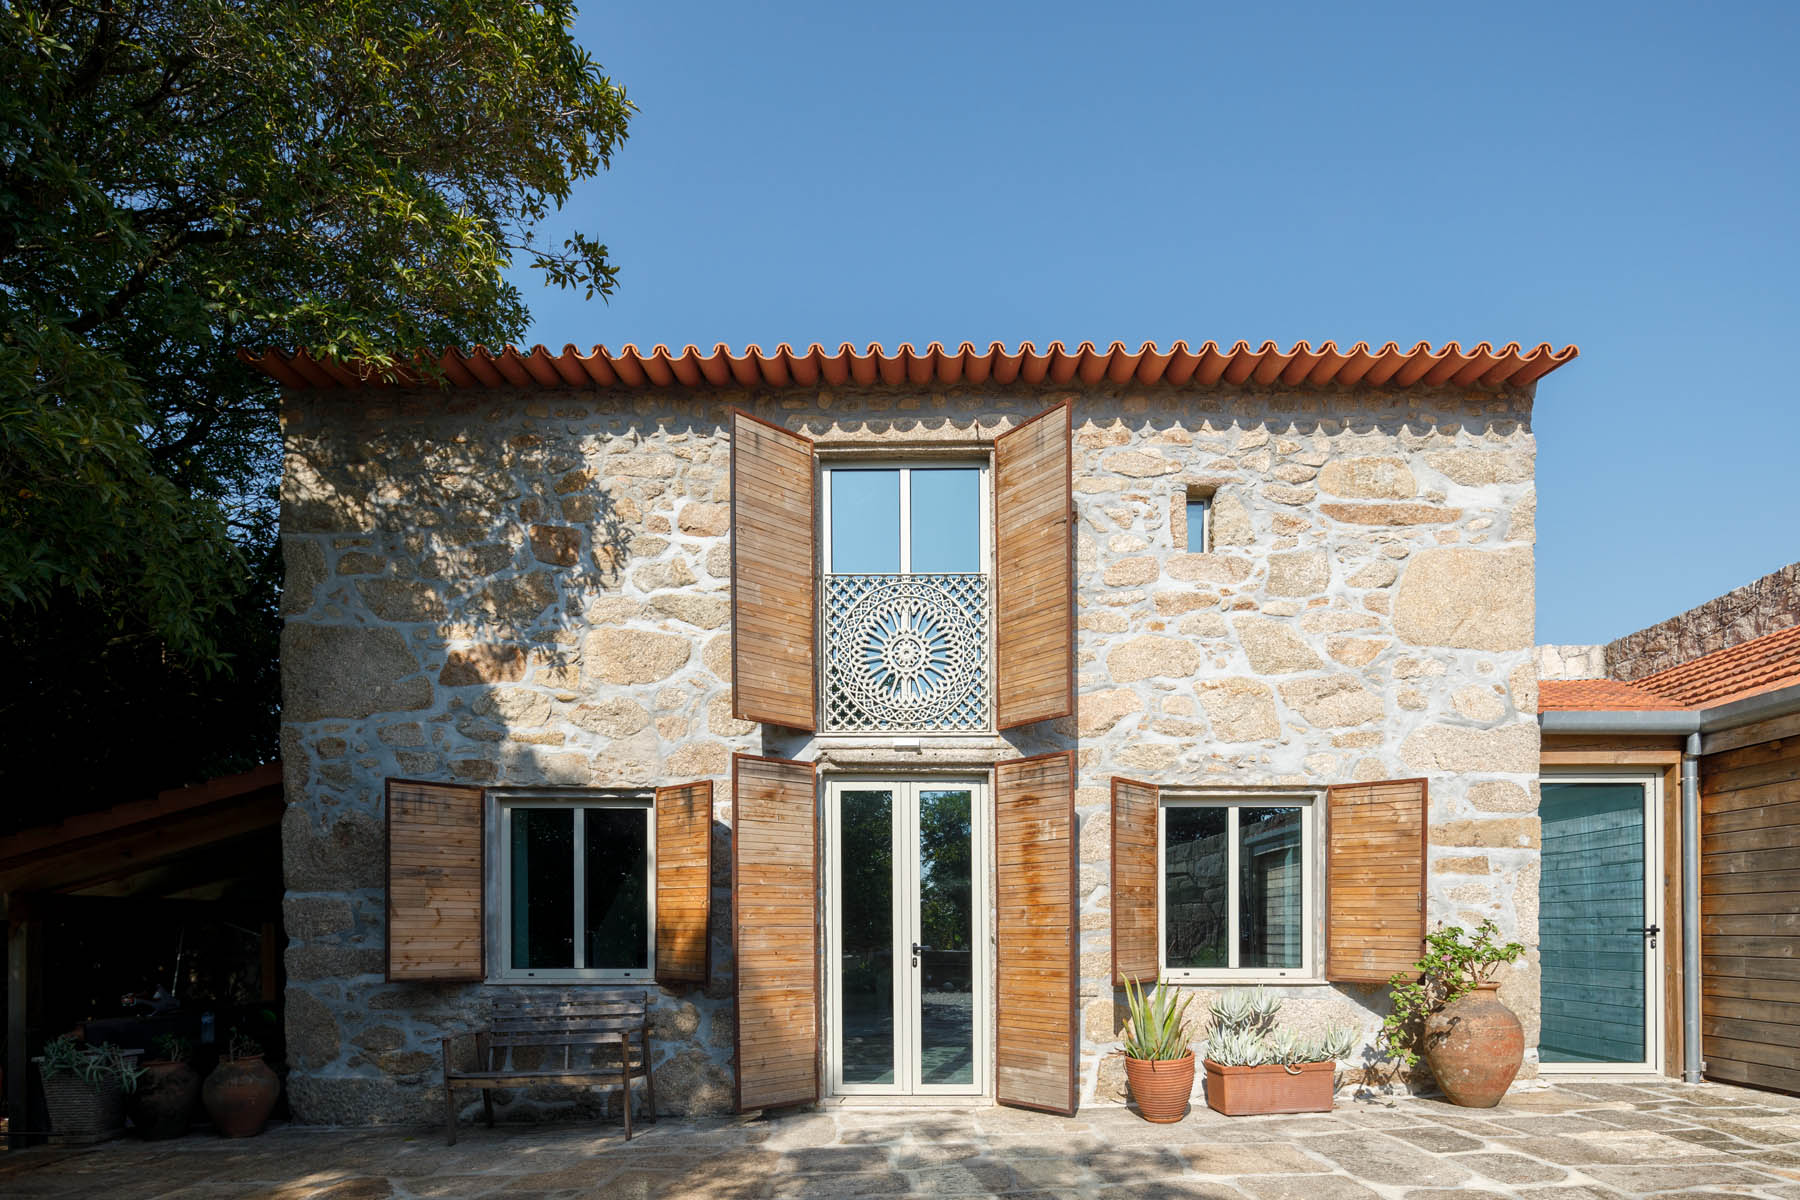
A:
[129, 1059, 201, 1139]
[1423, 981, 1523, 1107]
[202, 1055, 279, 1137]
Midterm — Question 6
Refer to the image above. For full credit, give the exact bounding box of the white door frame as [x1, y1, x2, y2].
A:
[1538, 770, 1665, 1075]
[823, 774, 991, 1098]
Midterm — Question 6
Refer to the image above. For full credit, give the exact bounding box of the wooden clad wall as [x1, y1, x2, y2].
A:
[655, 781, 713, 985]
[1700, 717, 1800, 1095]
[385, 779, 485, 982]
[730, 410, 817, 730]
[993, 404, 1074, 730]
[995, 752, 1077, 1115]
[1110, 777, 1159, 986]
[1325, 778, 1428, 983]
[732, 754, 819, 1111]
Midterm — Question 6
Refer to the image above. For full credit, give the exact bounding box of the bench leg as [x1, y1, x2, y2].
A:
[619, 1031, 633, 1141]
[642, 1027, 657, 1122]
[482, 1088, 495, 1128]
[444, 1082, 457, 1147]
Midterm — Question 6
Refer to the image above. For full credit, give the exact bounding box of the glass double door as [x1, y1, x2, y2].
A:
[826, 778, 987, 1096]
[1539, 777, 1662, 1072]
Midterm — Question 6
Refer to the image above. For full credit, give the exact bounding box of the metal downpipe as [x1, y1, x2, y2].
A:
[1682, 732, 1702, 1084]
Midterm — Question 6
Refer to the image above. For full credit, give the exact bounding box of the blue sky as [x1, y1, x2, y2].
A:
[507, 2, 1800, 646]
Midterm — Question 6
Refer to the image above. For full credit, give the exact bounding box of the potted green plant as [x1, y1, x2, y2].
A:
[1381, 919, 1527, 1107]
[202, 1031, 279, 1137]
[36, 1035, 144, 1144]
[129, 1035, 201, 1139]
[1119, 977, 1196, 1123]
[1201, 987, 1355, 1116]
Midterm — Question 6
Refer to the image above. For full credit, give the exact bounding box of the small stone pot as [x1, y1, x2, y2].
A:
[202, 1056, 279, 1137]
[129, 1060, 201, 1139]
[1423, 981, 1523, 1107]
[1123, 1052, 1195, 1123]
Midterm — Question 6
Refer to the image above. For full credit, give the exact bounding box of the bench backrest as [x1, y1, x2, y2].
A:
[482, 993, 650, 1072]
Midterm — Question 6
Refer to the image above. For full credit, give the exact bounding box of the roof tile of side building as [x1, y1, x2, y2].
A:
[1539, 621, 1800, 712]
[241, 339, 1578, 393]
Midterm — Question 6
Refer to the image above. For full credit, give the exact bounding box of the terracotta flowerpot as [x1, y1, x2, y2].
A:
[1123, 1052, 1195, 1123]
[1423, 981, 1523, 1107]
[129, 1060, 200, 1139]
[1203, 1059, 1335, 1116]
[202, 1056, 279, 1137]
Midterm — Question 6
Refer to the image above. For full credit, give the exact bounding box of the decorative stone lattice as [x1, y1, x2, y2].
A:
[824, 573, 989, 732]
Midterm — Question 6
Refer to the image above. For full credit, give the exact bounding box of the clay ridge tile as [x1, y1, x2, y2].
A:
[239, 339, 1579, 393]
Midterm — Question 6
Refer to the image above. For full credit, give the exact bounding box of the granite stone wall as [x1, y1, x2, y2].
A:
[1606, 560, 1800, 681]
[280, 381, 1540, 1123]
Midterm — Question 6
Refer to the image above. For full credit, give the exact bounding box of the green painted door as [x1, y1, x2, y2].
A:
[1539, 782, 1652, 1065]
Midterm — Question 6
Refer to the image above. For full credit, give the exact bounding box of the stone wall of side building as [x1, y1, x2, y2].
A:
[280, 382, 1540, 1123]
[1607, 560, 1800, 680]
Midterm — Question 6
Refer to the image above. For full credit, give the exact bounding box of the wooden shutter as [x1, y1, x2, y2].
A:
[730, 410, 817, 730]
[1326, 777, 1429, 983]
[656, 781, 713, 986]
[995, 751, 1078, 1115]
[1111, 777, 1159, 986]
[385, 779, 484, 982]
[731, 753, 819, 1112]
[994, 404, 1074, 729]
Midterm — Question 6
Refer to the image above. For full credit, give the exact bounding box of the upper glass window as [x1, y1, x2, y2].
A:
[1161, 797, 1315, 980]
[826, 465, 984, 574]
[498, 794, 652, 981]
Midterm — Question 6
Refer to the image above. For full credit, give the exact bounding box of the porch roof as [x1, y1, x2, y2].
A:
[241, 339, 1577, 393]
[1539, 620, 1800, 713]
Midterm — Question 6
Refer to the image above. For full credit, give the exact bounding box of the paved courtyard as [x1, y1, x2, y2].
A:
[2, 1080, 1799, 1199]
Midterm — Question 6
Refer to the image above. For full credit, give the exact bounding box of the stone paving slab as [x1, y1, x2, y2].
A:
[0, 1080, 1796, 1199]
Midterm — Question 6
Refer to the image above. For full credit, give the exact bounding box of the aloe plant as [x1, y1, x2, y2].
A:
[1121, 976, 1195, 1061]
[1203, 987, 1356, 1070]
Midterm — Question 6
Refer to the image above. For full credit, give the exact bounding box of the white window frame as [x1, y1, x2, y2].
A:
[820, 461, 991, 575]
[1158, 794, 1319, 983]
[488, 789, 656, 984]
[1185, 496, 1210, 553]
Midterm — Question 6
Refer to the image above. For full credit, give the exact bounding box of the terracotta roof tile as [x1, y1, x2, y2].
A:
[240, 339, 1578, 393]
[1539, 679, 1691, 713]
[1633, 621, 1800, 708]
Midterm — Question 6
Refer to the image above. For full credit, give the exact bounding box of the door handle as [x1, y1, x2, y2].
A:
[1639, 924, 1660, 948]
[911, 943, 932, 965]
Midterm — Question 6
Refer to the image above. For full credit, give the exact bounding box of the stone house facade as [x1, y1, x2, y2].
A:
[264, 339, 1573, 1125]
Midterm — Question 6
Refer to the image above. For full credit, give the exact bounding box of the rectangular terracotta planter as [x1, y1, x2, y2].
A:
[1202, 1059, 1335, 1116]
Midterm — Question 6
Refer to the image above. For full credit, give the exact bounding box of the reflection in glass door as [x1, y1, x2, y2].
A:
[827, 778, 988, 1096]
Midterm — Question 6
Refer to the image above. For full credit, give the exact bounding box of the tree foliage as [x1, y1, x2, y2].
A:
[0, 0, 630, 824]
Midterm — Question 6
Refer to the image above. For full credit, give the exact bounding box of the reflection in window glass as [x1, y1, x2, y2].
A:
[511, 808, 575, 969]
[1164, 807, 1229, 969]
[586, 807, 649, 970]
[910, 469, 981, 574]
[839, 790, 895, 1084]
[1186, 499, 1208, 553]
[830, 469, 901, 573]
[1238, 807, 1302, 970]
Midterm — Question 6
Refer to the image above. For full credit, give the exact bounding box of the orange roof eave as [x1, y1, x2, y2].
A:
[239, 339, 1578, 393]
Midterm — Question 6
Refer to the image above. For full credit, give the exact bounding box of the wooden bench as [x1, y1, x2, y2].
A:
[440, 993, 655, 1144]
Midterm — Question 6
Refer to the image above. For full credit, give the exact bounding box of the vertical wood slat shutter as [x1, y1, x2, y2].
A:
[1326, 777, 1429, 983]
[655, 781, 712, 986]
[1111, 777, 1159, 986]
[995, 751, 1078, 1115]
[730, 410, 817, 730]
[994, 404, 1074, 730]
[732, 753, 819, 1112]
[386, 778, 485, 982]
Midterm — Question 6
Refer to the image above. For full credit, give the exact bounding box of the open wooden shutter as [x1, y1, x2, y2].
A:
[1326, 777, 1429, 983]
[732, 753, 818, 1112]
[730, 410, 817, 730]
[655, 781, 712, 986]
[386, 778, 484, 982]
[1111, 777, 1159, 986]
[995, 751, 1078, 1115]
[994, 404, 1074, 729]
